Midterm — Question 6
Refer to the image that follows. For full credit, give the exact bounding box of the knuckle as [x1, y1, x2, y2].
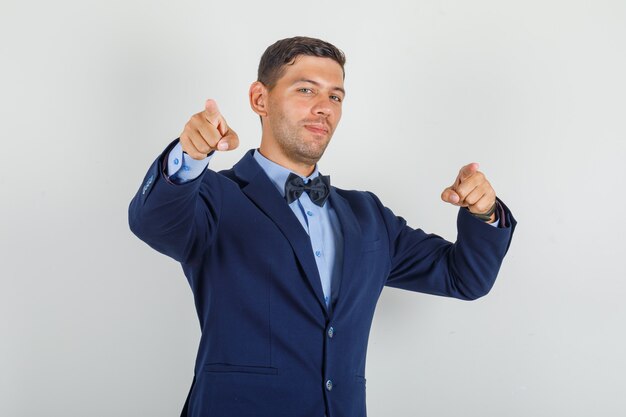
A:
[474, 202, 488, 213]
[197, 143, 211, 154]
[191, 114, 203, 126]
[209, 131, 223, 146]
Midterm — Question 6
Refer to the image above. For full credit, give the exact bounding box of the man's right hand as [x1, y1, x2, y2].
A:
[179, 99, 240, 160]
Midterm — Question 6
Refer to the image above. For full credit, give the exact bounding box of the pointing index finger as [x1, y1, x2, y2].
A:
[458, 162, 479, 182]
[204, 99, 229, 136]
[204, 99, 221, 126]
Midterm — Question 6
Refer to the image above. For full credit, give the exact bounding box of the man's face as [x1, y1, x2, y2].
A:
[265, 55, 345, 166]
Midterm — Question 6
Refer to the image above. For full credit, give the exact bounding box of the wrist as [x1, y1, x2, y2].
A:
[468, 201, 497, 222]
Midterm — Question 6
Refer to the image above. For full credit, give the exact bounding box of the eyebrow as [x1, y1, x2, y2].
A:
[292, 79, 346, 96]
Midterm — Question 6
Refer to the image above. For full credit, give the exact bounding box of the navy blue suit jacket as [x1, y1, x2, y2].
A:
[128, 139, 516, 417]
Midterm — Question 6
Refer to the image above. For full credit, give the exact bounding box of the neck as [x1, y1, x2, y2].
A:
[258, 139, 316, 178]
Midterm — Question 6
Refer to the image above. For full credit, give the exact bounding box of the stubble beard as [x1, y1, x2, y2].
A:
[270, 109, 332, 167]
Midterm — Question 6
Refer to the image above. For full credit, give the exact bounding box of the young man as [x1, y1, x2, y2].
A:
[129, 36, 516, 417]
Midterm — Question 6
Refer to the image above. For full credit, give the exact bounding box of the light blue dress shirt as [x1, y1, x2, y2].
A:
[166, 141, 344, 307]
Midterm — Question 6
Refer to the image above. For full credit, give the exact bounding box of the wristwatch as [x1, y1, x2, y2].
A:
[469, 201, 498, 222]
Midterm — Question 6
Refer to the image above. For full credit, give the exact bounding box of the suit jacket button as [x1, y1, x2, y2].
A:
[327, 326, 334, 338]
[326, 379, 333, 391]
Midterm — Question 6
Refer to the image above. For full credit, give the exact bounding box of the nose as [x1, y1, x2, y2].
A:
[311, 96, 332, 118]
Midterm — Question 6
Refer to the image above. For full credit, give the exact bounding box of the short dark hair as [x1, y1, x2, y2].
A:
[257, 36, 346, 90]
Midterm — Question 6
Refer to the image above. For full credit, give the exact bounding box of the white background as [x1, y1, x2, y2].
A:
[1, 0, 625, 416]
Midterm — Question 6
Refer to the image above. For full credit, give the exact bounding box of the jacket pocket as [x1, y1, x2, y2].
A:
[204, 363, 279, 375]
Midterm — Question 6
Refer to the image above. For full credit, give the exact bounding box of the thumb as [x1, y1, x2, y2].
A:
[215, 129, 240, 152]
[441, 187, 461, 205]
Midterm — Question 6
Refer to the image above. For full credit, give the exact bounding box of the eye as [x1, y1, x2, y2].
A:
[331, 95, 342, 102]
[298, 88, 313, 94]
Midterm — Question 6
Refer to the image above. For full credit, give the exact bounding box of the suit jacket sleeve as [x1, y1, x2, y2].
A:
[128, 138, 222, 265]
[368, 192, 517, 300]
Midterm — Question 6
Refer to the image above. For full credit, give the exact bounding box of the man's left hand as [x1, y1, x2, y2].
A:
[441, 163, 497, 223]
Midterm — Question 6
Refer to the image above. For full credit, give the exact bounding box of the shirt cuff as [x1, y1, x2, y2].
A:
[166, 140, 213, 184]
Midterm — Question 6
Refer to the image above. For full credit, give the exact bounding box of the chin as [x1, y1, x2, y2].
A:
[304, 147, 329, 164]
[292, 147, 326, 166]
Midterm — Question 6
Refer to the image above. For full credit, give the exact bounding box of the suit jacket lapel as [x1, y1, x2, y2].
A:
[232, 151, 329, 314]
[328, 188, 362, 312]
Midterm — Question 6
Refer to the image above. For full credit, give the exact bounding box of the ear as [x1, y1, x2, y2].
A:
[249, 81, 269, 118]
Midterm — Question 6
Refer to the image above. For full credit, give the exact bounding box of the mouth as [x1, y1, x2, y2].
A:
[304, 124, 329, 135]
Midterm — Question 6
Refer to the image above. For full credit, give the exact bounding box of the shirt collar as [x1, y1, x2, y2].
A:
[253, 149, 320, 198]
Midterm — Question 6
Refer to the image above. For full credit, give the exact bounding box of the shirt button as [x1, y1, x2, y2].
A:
[326, 379, 333, 391]
[182, 165, 190, 171]
[315, 250, 321, 257]
[327, 326, 334, 338]
[174, 158, 179, 165]
[307, 210, 313, 216]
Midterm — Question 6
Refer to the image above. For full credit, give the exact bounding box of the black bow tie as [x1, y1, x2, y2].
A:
[284, 173, 331, 207]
